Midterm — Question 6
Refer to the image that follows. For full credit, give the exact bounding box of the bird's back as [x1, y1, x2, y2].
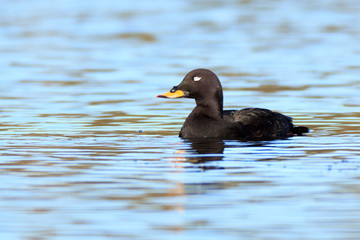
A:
[223, 108, 294, 140]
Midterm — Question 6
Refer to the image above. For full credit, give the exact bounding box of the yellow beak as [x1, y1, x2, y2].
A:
[156, 90, 185, 99]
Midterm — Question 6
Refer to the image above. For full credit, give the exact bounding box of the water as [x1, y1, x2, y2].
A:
[1, 0, 360, 239]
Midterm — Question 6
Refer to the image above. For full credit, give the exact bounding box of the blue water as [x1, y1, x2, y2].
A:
[1, 0, 360, 239]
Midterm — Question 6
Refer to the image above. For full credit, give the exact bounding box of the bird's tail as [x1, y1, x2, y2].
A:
[293, 126, 309, 135]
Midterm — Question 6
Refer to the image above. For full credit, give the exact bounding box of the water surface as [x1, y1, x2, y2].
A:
[1, 0, 360, 239]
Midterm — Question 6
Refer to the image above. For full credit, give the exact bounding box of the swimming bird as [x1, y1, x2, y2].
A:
[157, 69, 308, 140]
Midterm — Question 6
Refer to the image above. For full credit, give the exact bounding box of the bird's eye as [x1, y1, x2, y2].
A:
[193, 76, 201, 82]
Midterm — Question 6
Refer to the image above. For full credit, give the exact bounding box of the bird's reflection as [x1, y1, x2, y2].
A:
[182, 138, 225, 163]
[178, 138, 269, 165]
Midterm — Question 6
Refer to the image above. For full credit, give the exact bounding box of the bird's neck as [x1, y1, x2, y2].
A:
[194, 97, 223, 120]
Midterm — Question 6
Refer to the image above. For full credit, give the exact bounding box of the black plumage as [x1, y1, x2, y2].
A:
[157, 69, 308, 140]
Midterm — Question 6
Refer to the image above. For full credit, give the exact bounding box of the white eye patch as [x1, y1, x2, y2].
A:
[193, 76, 201, 82]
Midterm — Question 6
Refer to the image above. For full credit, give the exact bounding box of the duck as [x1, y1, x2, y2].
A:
[157, 68, 308, 140]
